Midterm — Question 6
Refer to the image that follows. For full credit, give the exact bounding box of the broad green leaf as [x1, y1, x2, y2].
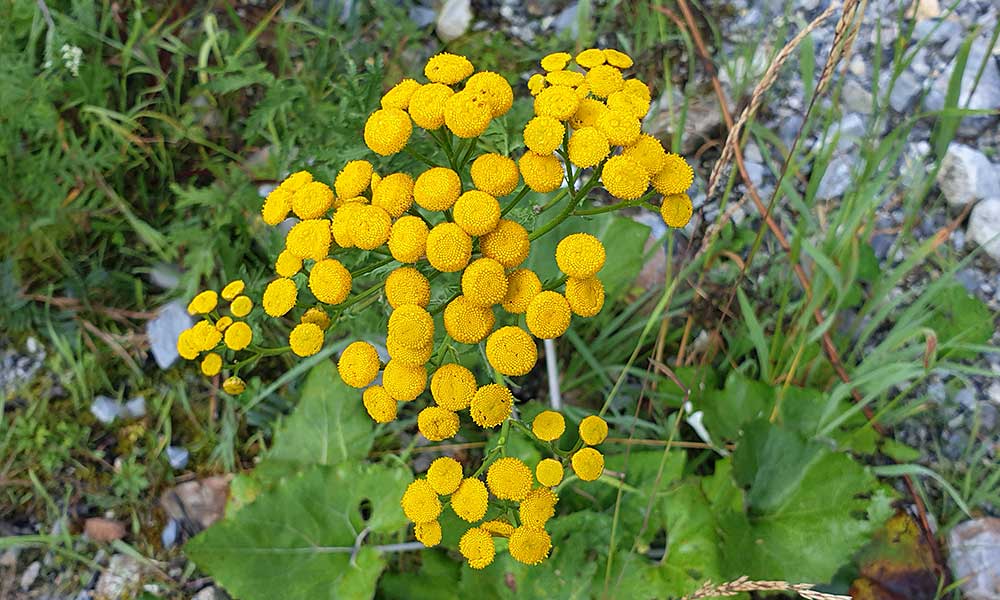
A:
[380, 550, 463, 600]
[186, 463, 410, 600]
[699, 372, 774, 441]
[255, 360, 373, 484]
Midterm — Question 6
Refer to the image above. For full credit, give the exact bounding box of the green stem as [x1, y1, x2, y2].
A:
[542, 275, 568, 291]
[338, 282, 386, 312]
[403, 146, 437, 168]
[351, 256, 395, 278]
[529, 164, 605, 242]
[500, 185, 531, 216]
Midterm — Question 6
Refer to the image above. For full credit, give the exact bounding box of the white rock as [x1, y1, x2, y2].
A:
[20, 561, 40, 591]
[948, 518, 1000, 600]
[925, 38, 1000, 135]
[91, 396, 122, 424]
[937, 144, 999, 207]
[969, 198, 1000, 261]
[816, 155, 857, 200]
[95, 555, 144, 600]
[436, 0, 472, 42]
[146, 301, 193, 370]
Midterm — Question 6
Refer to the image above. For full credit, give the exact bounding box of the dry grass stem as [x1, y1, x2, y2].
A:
[682, 576, 852, 600]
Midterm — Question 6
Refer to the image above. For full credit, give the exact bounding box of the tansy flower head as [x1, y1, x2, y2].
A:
[415, 520, 442, 547]
[575, 48, 606, 68]
[200, 352, 222, 377]
[331, 202, 362, 248]
[401, 479, 442, 524]
[607, 89, 650, 120]
[569, 97, 609, 130]
[571, 447, 604, 481]
[385, 267, 430, 309]
[278, 170, 314, 193]
[660, 193, 694, 228]
[603, 48, 634, 69]
[224, 321, 253, 351]
[408, 83, 454, 130]
[567, 126, 610, 168]
[382, 359, 427, 401]
[363, 386, 397, 423]
[431, 363, 477, 411]
[371, 172, 414, 218]
[470, 384, 513, 428]
[191, 320, 222, 351]
[221, 280, 245, 301]
[519, 487, 558, 527]
[425, 52, 474, 85]
[465, 71, 514, 117]
[261, 187, 293, 225]
[275, 249, 302, 277]
[229, 295, 253, 318]
[579, 415, 609, 445]
[525, 290, 572, 339]
[532, 410, 565, 441]
[527, 73, 546, 96]
[187, 290, 217, 315]
[309, 258, 352, 305]
[334, 160, 373, 200]
[418, 406, 460, 441]
[622, 78, 652, 104]
[565, 276, 605, 317]
[338, 341, 381, 388]
[451, 478, 489, 522]
[291, 181, 334, 220]
[486, 457, 533, 501]
[300, 307, 330, 330]
[533, 85, 580, 121]
[285, 219, 332, 261]
[471, 153, 520, 197]
[262, 278, 298, 317]
[364, 107, 412, 156]
[414, 167, 461, 212]
[443, 295, 495, 344]
[214, 316, 233, 332]
[427, 456, 464, 495]
[453, 190, 500, 237]
[351, 205, 392, 250]
[289, 322, 324, 357]
[509, 526, 552, 566]
[426, 222, 472, 273]
[222, 376, 246, 395]
[387, 215, 429, 263]
[523, 116, 565, 155]
[387, 304, 434, 349]
[596, 107, 641, 146]
[502, 268, 542, 314]
[519, 151, 564, 193]
[652, 153, 695, 195]
[461, 258, 508, 307]
[623, 134, 668, 175]
[481, 520, 515, 537]
[177, 329, 202, 360]
[540, 52, 571, 72]
[444, 90, 492, 139]
[536, 458, 564, 487]
[381, 78, 421, 109]
[586, 64, 625, 98]
[485, 326, 537, 377]
[387, 337, 432, 367]
[459, 527, 495, 570]
[602, 154, 650, 200]
[556, 233, 606, 278]
[546, 69, 585, 87]
[480, 219, 531, 268]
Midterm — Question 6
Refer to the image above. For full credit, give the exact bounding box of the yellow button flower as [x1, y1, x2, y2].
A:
[426, 222, 472, 273]
[452, 190, 500, 236]
[571, 447, 604, 481]
[575, 48, 606, 68]
[569, 97, 609, 130]
[536, 458, 564, 487]
[221, 279, 245, 301]
[364, 107, 412, 156]
[603, 48, 633, 68]
[200, 352, 222, 377]
[526, 290, 572, 339]
[385, 267, 430, 309]
[401, 479, 441, 524]
[285, 219, 332, 261]
[381, 78, 421, 109]
[424, 52, 474, 85]
[371, 172, 414, 218]
[352, 205, 392, 250]
[519, 487, 558, 527]
[430, 363, 477, 411]
[660, 193, 694, 228]
[383, 359, 427, 401]
[540, 52, 571, 72]
[501, 268, 542, 314]
[338, 341, 381, 388]
[222, 376, 246, 395]
[291, 181, 334, 220]
[230, 295, 253, 318]
[443, 295, 495, 344]
[300, 307, 330, 330]
[519, 151, 564, 193]
[470, 153, 520, 197]
[387, 304, 434, 349]
[481, 519, 515, 537]
[451, 478, 489, 522]
[408, 83, 454, 130]
[330, 201, 362, 248]
[579, 415, 609, 445]
[387, 337, 432, 367]
[191, 320, 222, 351]
[214, 316, 233, 332]
[387, 215, 429, 263]
[509, 526, 552, 566]
[334, 160, 373, 200]
[363, 385, 397, 423]
[465, 71, 514, 117]
[556, 233, 606, 278]
[470, 384, 513, 428]
[523, 115, 565, 155]
[187, 290, 218, 315]
[427, 456, 464, 495]
[278, 170, 313, 193]
[274, 249, 302, 277]
[622, 134, 667, 175]
[289, 322, 323, 357]
[533, 85, 580, 121]
[546, 69, 585, 87]
[461, 258, 508, 307]
[177, 329, 201, 360]
[486, 457, 533, 501]
[532, 410, 565, 441]
[602, 154, 650, 200]
[309, 258, 352, 305]
[414, 167, 461, 211]
[567, 126, 610, 168]
[415, 520, 442, 547]
[586, 64, 624, 98]
[480, 219, 531, 268]
[607, 89, 650, 120]
[596, 107, 641, 146]
[262, 278, 297, 317]
[418, 406, 460, 441]
[622, 78, 652, 103]
[444, 90, 491, 138]
[565, 276, 605, 317]
[652, 153, 695, 195]
[485, 326, 537, 377]
[261, 187, 292, 226]
[527, 73, 546, 96]
[459, 527, 495, 570]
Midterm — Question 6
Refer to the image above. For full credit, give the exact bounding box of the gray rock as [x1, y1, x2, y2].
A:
[968, 198, 1000, 260]
[956, 386, 977, 410]
[927, 380, 947, 403]
[167, 446, 190, 470]
[91, 396, 122, 424]
[948, 518, 1000, 600]
[871, 234, 895, 260]
[989, 381, 1000, 406]
[408, 5, 436, 28]
[925, 38, 1000, 135]
[913, 18, 962, 45]
[956, 268, 983, 294]
[816, 155, 857, 200]
[124, 396, 146, 419]
[95, 555, 144, 600]
[936, 144, 999, 207]
[149, 264, 181, 290]
[20, 561, 40, 591]
[193, 586, 224, 600]
[146, 300, 193, 370]
[889, 71, 922, 113]
[436, 0, 472, 42]
[552, 3, 578, 35]
[161, 519, 180, 549]
[843, 79, 873, 114]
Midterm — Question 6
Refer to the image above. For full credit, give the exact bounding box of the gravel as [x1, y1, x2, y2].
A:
[968, 198, 1000, 260]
